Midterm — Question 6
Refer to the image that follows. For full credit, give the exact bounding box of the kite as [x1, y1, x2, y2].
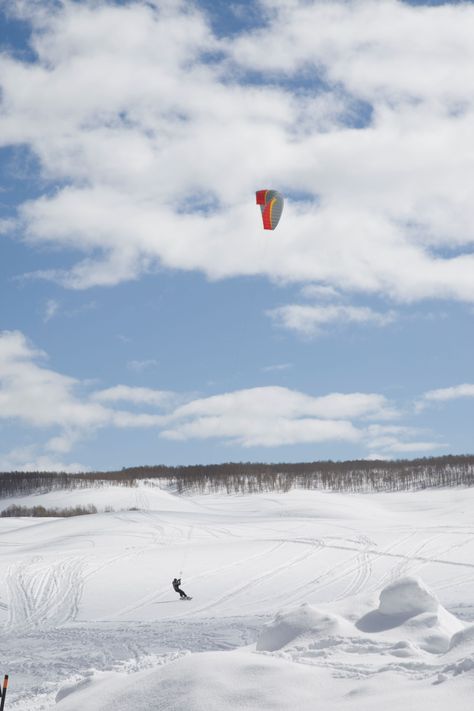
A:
[256, 189, 284, 230]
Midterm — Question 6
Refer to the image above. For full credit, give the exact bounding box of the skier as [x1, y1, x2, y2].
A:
[172, 577, 190, 600]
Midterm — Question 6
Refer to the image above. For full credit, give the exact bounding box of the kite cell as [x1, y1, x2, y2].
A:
[256, 189, 284, 230]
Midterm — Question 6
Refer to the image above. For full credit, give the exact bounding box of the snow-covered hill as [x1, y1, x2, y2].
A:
[1, 483, 474, 710]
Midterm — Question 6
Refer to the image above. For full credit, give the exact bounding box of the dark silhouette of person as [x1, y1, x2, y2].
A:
[172, 577, 189, 599]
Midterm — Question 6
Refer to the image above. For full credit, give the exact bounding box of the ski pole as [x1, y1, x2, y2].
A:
[0, 675, 8, 711]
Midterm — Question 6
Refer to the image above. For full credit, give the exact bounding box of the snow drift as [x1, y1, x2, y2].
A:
[55, 651, 328, 711]
[378, 576, 439, 616]
[3, 485, 474, 711]
[258, 577, 465, 657]
[256, 603, 351, 652]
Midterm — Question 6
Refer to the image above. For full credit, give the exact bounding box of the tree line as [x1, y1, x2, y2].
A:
[0, 504, 98, 517]
[1, 454, 474, 499]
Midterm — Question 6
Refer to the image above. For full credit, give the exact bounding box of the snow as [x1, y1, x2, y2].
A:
[256, 604, 352, 652]
[1, 483, 474, 710]
[54, 652, 329, 711]
[50, 649, 474, 711]
[378, 576, 439, 616]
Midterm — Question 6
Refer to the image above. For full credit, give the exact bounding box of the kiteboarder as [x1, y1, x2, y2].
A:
[172, 577, 191, 600]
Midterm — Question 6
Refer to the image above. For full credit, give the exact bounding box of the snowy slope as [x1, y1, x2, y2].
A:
[53, 645, 474, 711]
[1, 483, 474, 710]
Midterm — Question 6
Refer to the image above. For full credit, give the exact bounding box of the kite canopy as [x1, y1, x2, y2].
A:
[256, 189, 284, 230]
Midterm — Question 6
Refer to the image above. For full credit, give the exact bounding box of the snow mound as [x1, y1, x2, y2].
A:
[448, 625, 474, 653]
[56, 676, 93, 702]
[258, 578, 466, 659]
[354, 577, 464, 653]
[400, 607, 465, 654]
[378, 576, 439, 616]
[256, 603, 350, 652]
[53, 645, 474, 711]
[55, 651, 327, 711]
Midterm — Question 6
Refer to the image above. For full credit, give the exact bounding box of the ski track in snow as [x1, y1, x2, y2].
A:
[334, 534, 373, 601]
[366, 532, 445, 594]
[5, 556, 84, 634]
[3, 617, 264, 710]
[113, 540, 293, 618]
[180, 542, 325, 617]
[3, 487, 474, 710]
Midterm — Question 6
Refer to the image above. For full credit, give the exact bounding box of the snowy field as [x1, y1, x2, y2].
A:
[1, 482, 474, 710]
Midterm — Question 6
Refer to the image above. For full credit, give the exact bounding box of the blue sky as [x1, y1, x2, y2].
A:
[1, 0, 474, 471]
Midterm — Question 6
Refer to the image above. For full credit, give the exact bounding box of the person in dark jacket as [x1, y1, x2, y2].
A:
[172, 577, 189, 599]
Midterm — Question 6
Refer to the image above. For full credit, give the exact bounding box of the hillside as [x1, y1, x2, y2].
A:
[1, 482, 474, 710]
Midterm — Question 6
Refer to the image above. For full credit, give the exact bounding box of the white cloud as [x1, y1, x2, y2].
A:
[166, 387, 395, 421]
[416, 383, 474, 412]
[0, 330, 179, 467]
[0, 330, 109, 429]
[45, 430, 81, 455]
[0, 330, 446, 458]
[162, 412, 361, 448]
[261, 363, 292, 372]
[127, 359, 159, 372]
[268, 303, 395, 336]
[93, 384, 175, 407]
[160, 386, 397, 446]
[42, 298, 59, 322]
[0, 218, 15, 234]
[300, 285, 341, 301]
[384, 441, 445, 454]
[0, 445, 86, 473]
[0, 331, 166, 440]
[365, 424, 446, 455]
[423, 383, 474, 402]
[0, 1, 474, 302]
[230, 0, 474, 107]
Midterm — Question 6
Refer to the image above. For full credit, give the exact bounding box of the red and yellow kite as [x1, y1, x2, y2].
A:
[256, 189, 284, 230]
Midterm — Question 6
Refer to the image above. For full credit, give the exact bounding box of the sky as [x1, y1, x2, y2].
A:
[1, 0, 474, 472]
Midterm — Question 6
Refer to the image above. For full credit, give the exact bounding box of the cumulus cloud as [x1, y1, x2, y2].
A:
[0, 330, 108, 429]
[159, 386, 398, 446]
[416, 383, 474, 412]
[0, 218, 15, 234]
[300, 285, 341, 301]
[268, 303, 395, 336]
[365, 424, 445, 455]
[0, 448, 87, 473]
[0, 0, 474, 302]
[127, 359, 159, 372]
[42, 298, 59, 322]
[261, 363, 292, 372]
[0, 327, 454, 462]
[384, 441, 445, 454]
[0, 330, 423, 460]
[0, 330, 165, 438]
[93, 384, 176, 407]
[423, 383, 474, 402]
